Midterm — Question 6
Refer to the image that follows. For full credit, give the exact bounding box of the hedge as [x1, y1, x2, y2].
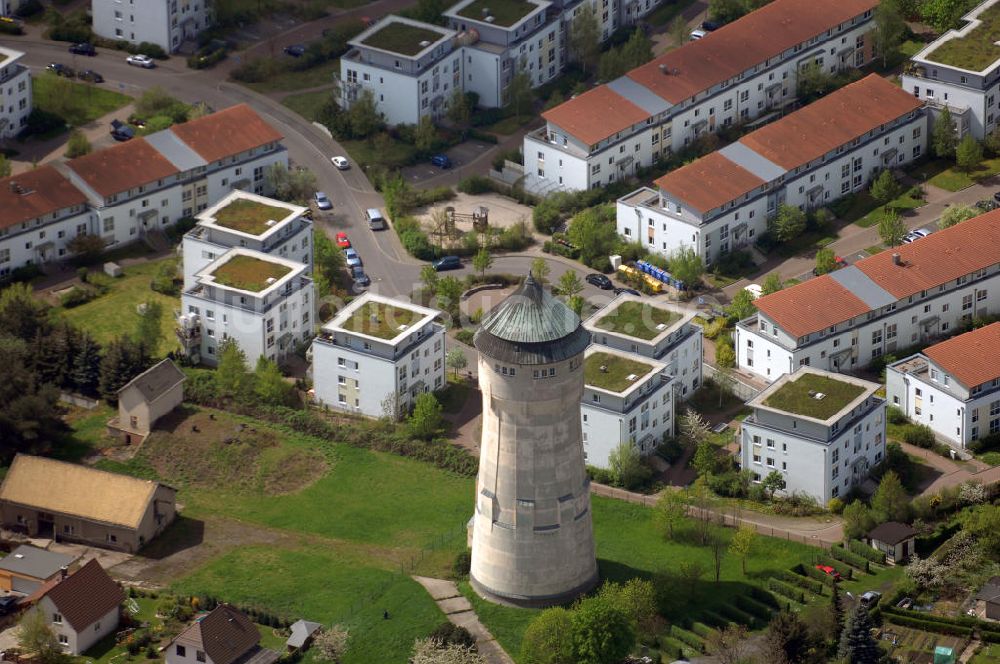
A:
[848, 539, 887, 564]
[980, 629, 1000, 643]
[718, 603, 758, 628]
[736, 594, 774, 621]
[799, 564, 836, 586]
[779, 569, 824, 595]
[881, 606, 980, 629]
[767, 578, 806, 604]
[748, 585, 782, 609]
[658, 637, 696, 661]
[690, 622, 717, 640]
[831, 544, 871, 573]
[812, 557, 854, 580]
[701, 610, 733, 629]
[669, 626, 705, 652]
[882, 612, 974, 637]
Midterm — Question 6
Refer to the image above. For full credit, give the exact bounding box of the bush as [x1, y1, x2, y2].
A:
[0, 19, 23, 34]
[830, 544, 870, 573]
[881, 612, 973, 636]
[429, 622, 475, 648]
[903, 423, 937, 449]
[15, 0, 42, 17]
[848, 539, 887, 564]
[657, 437, 684, 464]
[777, 569, 823, 595]
[60, 286, 95, 308]
[799, 564, 835, 586]
[455, 329, 474, 346]
[887, 405, 908, 426]
[669, 626, 705, 652]
[735, 594, 773, 621]
[452, 550, 471, 578]
[136, 41, 167, 58]
[690, 622, 717, 639]
[457, 175, 494, 195]
[766, 578, 806, 604]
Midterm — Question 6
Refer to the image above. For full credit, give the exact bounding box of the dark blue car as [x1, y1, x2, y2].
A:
[432, 255, 461, 271]
[430, 154, 452, 169]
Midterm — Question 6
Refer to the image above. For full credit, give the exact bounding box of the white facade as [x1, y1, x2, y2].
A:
[311, 293, 446, 418]
[0, 46, 32, 140]
[580, 347, 673, 468]
[739, 368, 886, 504]
[40, 597, 119, 656]
[91, 0, 212, 52]
[179, 249, 315, 367]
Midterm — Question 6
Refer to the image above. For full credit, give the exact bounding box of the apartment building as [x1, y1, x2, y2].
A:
[580, 346, 673, 468]
[179, 248, 314, 366]
[616, 75, 927, 265]
[524, 0, 878, 194]
[311, 294, 446, 418]
[583, 295, 702, 398]
[739, 367, 885, 504]
[0, 46, 32, 140]
[886, 323, 1000, 448]
[53, 104, 286, 254]
[182, 191, 312, 289]
[735, 210, 1000, 383]
[91, 0, 212, 52]
[900, 0, 1000, 141]
[0, 167, 93, 276]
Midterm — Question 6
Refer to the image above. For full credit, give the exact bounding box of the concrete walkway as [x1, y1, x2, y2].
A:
[412, 576, 515, 664]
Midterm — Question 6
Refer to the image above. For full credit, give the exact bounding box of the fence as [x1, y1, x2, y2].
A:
[59, 392, 100, 409]
[702, 363, 762, 401]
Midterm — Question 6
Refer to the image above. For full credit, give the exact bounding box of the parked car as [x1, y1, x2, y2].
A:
[345, 248, 361, 268]
[585, 273, 613, 290]
[314, 192, 332, 210]
[614, 287, 641, 296]
[896, 597, 913, 610]
[815, 564, 842, 581]
[903, 229, 930, 243]
[46, 62, 75, 77]
[78, 69, 104, 83]
[0, 596, 16, 616]
[430, 154, 453, 169]
[126, 54, 156, 68]
[331, 156, 350, 170]
[701, 20, 721, 31]
[365, 208, 387, 230]
[69, 42, 97, 56]
[976, 199, 998, 212]
[860, 591, 882, 607]
[110, 119, 135, 141]
[993, 190, 1000, 205]
[744, 283, 763, 299]
[689, 28, 707, 40]
[352, 266, 371, 287]
[335, 232, 350, 249]
[432, 255, 461, 271]
[283, 44, 306, 57]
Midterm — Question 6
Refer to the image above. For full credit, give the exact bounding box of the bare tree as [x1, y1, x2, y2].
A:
[706, 624, 751, 664]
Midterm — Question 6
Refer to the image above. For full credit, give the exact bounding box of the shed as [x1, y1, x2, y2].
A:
[866, 521, 916, 565]
[109, 359, 185, 444]
[285, 620, 322, 651]
[0, 545, 76, 594]
[976, 576, 1000, 621]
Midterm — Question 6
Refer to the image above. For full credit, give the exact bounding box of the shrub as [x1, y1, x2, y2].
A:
[690, 622, 717, 639]
[777, 569, 823, 595]
[457, 175, 494, 195]
[766, 578, 806, 604]
[0, 19, 23, 34]
[136, 41, 167, 58]
[60, 286, 94, 308]
[827, 497, 844, 514]
[881, 612, 973, 636]
[903, 423, 937, 449]
[15, 0, 42, 17]
[848, 540, 887, 564]
[887, 405, 908, 426]
[429, 622, 475, 648]
[452, 550, 471, 578]
[455, 329, 474, 346]
[799, 564, 835, 586]
[830, 544, 870, 573]
[735, 594, 773, 621]
[669, 626, 704, 652]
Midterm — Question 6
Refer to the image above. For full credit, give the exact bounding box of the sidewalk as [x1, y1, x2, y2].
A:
[10, 103, 136, 175]
[412, 576, 515, 664]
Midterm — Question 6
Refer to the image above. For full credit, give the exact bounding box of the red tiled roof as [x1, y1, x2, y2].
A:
[66, 139, 179, 198]
[923, 323, 1000, 389]
[42, 559, 124, 631]
[739, 75, 923, 171]
[627, 0, 878, 105]
[753, 275, 871, 339]
[540, 86, 650, 147]
[653, 152, 765, 213]
[170, 104, 283, 164]
[855, 210, 1000, 299]
[0, 167, 88, 230]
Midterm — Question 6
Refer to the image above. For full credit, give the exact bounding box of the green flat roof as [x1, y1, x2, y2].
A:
[763, 373, 866, 420]
[584, 351, 654, 393]
[361, 21, 446, 56]
[925, 3, 1000, 71]
[594, 301, 682, 341]
[213, 199, 291, 236]
[456, 0, 537, 27]
[211, 255, 292, 292]
[343, 300, 421, 340]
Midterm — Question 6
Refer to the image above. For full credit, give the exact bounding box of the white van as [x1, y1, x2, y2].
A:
[366, 208, 387, 230]
[690, 28, 707, 40]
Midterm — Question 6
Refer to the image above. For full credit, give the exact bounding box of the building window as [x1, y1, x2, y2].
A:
[53, 613, 62, 624]
[58, 635, 68, 646]
[196, 652, 206, 663]
[177, 646, 186, 657]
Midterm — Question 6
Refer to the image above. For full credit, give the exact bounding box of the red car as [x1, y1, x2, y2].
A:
[815, 564, 842, 581]
[336, 232, 351, 249]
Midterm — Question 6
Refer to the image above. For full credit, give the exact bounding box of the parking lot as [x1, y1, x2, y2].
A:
[400, 139, 495, 186]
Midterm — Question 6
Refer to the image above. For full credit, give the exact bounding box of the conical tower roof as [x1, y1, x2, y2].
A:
[474, 274, 591, 365]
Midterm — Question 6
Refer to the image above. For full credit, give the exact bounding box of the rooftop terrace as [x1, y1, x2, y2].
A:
[361, 21, 446, 56]
[210, 255, 292, 292]
[924, 2, 1000, 71]
[456, 0, 538, 27]
[593, 300, 682, 341]
[342, 300, 422, 340]
[584, 351, 654, 393]
[762, 373, 866, 420]
[212, 199, 293, 236]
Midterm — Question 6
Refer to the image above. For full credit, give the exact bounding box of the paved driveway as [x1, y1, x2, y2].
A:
[400, 139, 495, 186]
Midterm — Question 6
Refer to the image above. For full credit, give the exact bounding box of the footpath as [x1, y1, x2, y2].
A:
[412, 576, 515, 664]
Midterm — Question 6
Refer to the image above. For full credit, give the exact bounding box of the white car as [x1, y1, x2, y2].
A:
[126, 54, 155, 69]
[314, 192, 332, 210]
[331, 156, 350, 170]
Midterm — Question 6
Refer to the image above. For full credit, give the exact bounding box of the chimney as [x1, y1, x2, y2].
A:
[659, 64, 667, 74]
[60, 566, 68, 580]
[892, 253, 901, 266]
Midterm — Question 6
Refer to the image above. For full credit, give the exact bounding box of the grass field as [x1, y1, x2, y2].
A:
[57, 258, 180, 357]
[832, 190, 926, 229]
[32, 73, 131, 128]
[248, 61, 340, 94]
[594, 300, 681, 340]
[972, 643, 1000, 663]
[929, 157, 1000, 192]
[283, 90, 332, 123]
[56, 403, 117, 462]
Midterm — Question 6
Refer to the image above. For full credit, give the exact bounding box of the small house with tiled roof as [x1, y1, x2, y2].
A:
[35, 559, 125, 655]
[0, 455, 176, 552]
[976, 576, 1000, 620]
[867, 521, 917, 565]
[108, 358, 186, 444]
[166, 605, 279, 664]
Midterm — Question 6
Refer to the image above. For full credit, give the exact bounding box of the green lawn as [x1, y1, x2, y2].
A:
[341, 136, 419, 170]
[763, 373, 866, 420]
[247, 60, 340, 94]
[584, 351, 655, 393]
[924, 2, 1000, 71]
[32, 73, 131, 128]
[458, 581, 537, 659]
[594, 300, 681, 340]
[212, 199, 293, 235]
[834, 190, 925, 228]
[456, 0, 536, 27]
[643, 0, 697, 27]
[211, 254, 292, 292]
[775, 229, 837, 258]
[57, 258, 180, 357]
[343, 301, 421, 340]
[362, 21, 446, 55]
[283, 90, 333, 123]
[56, 403, 117, 462]
[482, 114, 534, 136]
[928, 157, 1000, 192]
[972, 643, 1000, 663]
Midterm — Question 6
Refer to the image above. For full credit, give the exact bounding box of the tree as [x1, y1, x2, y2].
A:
[415, 115, 438, 153]
[762, 469, 786, 500]
[765, 610, 812, 664]
[762, 273, 784, 296]
[67, 233, 106, 264]
[435, 276, 464, 319]
[65, 129, 91, 158]
[939, 204, 978, 229]
[796, 61, 835, 103]
[715, 339, 736, 369]
[313, 230, 345, 296]
[871, 470, 909, 524]
[932, 107, 957, 159]
[680, 408, 711, 446]
[506, 70, 533, 119]
[706, 624, 750, 664]
[709, 531, 726, 582]
[571, 596, 634, 664]
[842, 500, 875, 540]
[265, 163, 318, 204]
[877, 208, 907, 247]
[408, 392, 443, 440]
[597, 579, 657, 632]
[830, 580, 845, 638]
[0, 154, 10, 178]
[98, 336, 150, 404]
[692, 441, 718, 478]
[134, 300, 163, 350]
[421, 264, 440, 295]
[669, 15, 688, 46]
[709, 0, 746, 23]
[959, 504, 1000, 557]
[667, 246, 704, 289]
[521, 608, 574, 664]
[215, 338, 253, 400]
[531, 257, 550, 283]
[874, 0, 907, 68]
[0, 282, 50, 342]
[557, 270, 583, 301]
[0, 337, 65, 463]
[568, 3, 600, 74]
[653, 490, 688, 540]
[472, 247, 493, 279]
[446, 88, 471, 129]
[254, 356, 296, 407]
[446, 348, 468, 379]
[620, 28, 652, 69]
[729, 525, 756, 575]
[347, 89, 384, 139]
[313, 625, 349, 663]
[814, 247, 838, 276]
[726, 289, 756, 321]
[71, 332, 102, 395]
[18, 609, 62, 663]
[956, 133, 984, 172]
[837, 605, 880, 664]
[921, 0, 974, 32]
[411, 640, 486, 664]
[986, 126, 1000, 156]
[772, 204, 806, 242]
[608, 441, 649, 490]
[567, 205, 617, 268]
[870, 169, 902, 206]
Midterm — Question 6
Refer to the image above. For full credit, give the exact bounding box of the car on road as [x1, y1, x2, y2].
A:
[331, 156, 350, 170]
[126, 54, 156, 68]
[69, 42, 97, 56]
[585, 273, 613, 290]
[690, 28, 707, 40]
[345, 248, 361, 268]
[335, 232, 350, 249]
[79, 69, 104, 83]
[614, 287, 641, 296]
[744, 284, 763, 299]
[352, 266, 371, 287]
[903, 229, 931, 243]
[283, 44, 306, 57]
[0, 595, 17, 616]
[432, 255, 461, 271]
[110, 119, 135, 141]
[430, 154, 452, 169]
[314, 192, 332, 210]
[815, 564, 842, 581]
[860, 591, 882, 607]
[701, 20, 721, 31]
[366, 208, 387, 230]
[46, 63, 75, 77]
